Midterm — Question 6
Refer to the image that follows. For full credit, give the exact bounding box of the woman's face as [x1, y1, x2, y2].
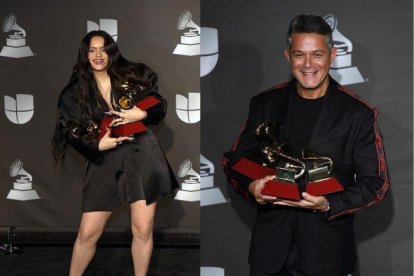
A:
[88, 36, 109, 72]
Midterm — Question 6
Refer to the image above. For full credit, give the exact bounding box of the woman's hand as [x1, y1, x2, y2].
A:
[106, 107, 147, 126]
[98, 128, 133, 151]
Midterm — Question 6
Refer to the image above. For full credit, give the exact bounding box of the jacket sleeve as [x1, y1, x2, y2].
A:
[57, 86, 103, 164]
[222, 99, 260, 203]
[325, 108, 389, 220]
[141, 66, 167, 125]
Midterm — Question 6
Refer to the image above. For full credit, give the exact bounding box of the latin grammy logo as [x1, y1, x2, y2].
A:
[201, 27, 219, 77]
[174, 159, 200, 202]
[4, 94, 34, 124]
[173, 10, 200, 56]
[176, 92, 200, 124]
[324, 14, 365, 85]
[200, 154, 226, 207]
[87, 19, 118, 41]
[0, 14, 35, 58]
[7, 159, 40, 201]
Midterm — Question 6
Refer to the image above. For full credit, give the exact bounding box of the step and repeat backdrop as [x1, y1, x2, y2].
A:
[0, 0, 200, 242]
[201, 0, 412, 275]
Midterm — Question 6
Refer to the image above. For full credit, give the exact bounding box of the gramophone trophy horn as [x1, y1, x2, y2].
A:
[177, 10, 200, 33]
[3, 14, 26, 37]
[113, 79, 146, 110]
[178, 159, 200, 180]
[9, 159, 32, 182]
[302, 149, 343, 196]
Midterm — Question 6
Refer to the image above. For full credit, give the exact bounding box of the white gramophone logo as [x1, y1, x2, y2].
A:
[201, 154, 226, 207]
[201, 27, 219, 77]
[324, 14, 364, 85]
[7, 159, 40, 201]
[173, 11, 200, 56]
[174, 159, 200, 202]
[201, 267, 225, 276]
[0, 14, 35, 58]
[87, 19, 118, 41]
[176, 92, 200, 124]
[4, 94, 34, 124]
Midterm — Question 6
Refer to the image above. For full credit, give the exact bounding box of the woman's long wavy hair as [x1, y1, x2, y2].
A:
[52, 30, 151, 163]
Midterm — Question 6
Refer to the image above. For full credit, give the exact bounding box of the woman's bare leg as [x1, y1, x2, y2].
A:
[130, 200, 156, 276]
[69, 211, 112, 276]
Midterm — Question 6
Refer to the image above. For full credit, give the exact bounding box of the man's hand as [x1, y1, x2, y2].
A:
[273, 192, 329, 212]
[248, 175, 277, 204]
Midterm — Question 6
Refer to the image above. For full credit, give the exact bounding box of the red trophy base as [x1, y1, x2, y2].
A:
[305, 177, 343, 196]
[98, 96, 161, 140]
[232, 158, 300, 200]
[99, 118, 147, 140]
[232, 158, 276, 180]
[262, 180, 300, 201]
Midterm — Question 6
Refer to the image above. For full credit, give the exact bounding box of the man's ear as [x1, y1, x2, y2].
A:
[284, 48, 290, 63]
[330, 47, 337, 65]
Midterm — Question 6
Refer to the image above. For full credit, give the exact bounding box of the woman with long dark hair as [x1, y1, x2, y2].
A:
[52, 30, 177, 276]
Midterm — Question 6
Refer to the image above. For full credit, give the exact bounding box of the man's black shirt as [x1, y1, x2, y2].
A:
[288, 90, 324, 158]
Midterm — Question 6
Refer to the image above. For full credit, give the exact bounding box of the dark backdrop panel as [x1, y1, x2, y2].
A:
[201, 0, 412, 275]
[0, 0, 199, 244]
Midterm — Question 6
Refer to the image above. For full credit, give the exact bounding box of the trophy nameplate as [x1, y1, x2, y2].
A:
[261, 168, 301, 201]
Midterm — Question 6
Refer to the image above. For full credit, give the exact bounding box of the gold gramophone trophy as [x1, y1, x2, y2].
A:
[70, 120, 99, 141]
[231, 121, 305, 200]
[302, 149, 344, 196]
[255, 122, 305, 200]
[113, 80, 146, 110]
[99, 80, 160, 139]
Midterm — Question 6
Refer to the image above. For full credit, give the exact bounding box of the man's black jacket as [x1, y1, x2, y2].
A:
[222, 77, 389, 275]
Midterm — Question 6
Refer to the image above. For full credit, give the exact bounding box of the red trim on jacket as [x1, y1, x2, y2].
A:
[255, 82, 289, 96]
[329, 87, 389, 220]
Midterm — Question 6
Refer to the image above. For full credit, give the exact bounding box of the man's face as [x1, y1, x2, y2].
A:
[285, 33, 336, 95]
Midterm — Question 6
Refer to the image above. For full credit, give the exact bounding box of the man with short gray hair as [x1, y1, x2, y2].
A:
[223, 14, 389, 275]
